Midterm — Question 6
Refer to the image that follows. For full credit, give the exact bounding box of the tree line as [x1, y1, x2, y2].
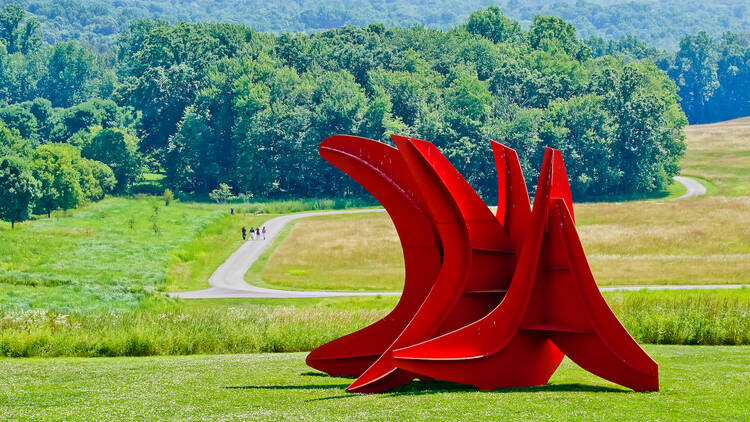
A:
[0, 4, 692, 227]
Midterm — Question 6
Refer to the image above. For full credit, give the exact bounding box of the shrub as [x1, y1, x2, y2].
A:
[163, 189, 174, 206]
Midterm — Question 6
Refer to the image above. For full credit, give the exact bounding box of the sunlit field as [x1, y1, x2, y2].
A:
[0, 198, 228, 313]
[1, 119, 748, 360]
[258, 197, 748, 291]
[683, 116, 750, 196]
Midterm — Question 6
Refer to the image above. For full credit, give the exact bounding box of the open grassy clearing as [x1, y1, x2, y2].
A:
[1, 345, 747, 421]
[1, 289, 747, 358]
[258, 195, 749, 291]
[0, 198, 228, 312]
[683, 116, 750, 196]
[258, 212, 403, 291]
[0, 196, 378, 310]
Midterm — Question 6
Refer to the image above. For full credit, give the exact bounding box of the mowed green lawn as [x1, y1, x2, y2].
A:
[1, 346, 747, 421]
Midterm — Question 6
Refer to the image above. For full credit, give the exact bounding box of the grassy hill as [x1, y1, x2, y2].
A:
[0, 198, 229, 312]
[683, 116, 750, 196]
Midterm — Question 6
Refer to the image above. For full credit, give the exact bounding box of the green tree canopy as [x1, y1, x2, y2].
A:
[31, 143, 83, 216]
[81, 127, 141, 192]
[465, 6, 521, 44]
[0, 155, 40, 228]
[0, 120, 32, 158]
[40, 41, 99, 107]
[528, 15, 590, 61]
[0, 4, 41, 54]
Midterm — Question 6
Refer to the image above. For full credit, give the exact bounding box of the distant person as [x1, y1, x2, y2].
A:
[256, 227, 260, 239]
[262, 226, 267, 240]
[249, 226, 255, 240]
[242, 226, 247, 241]
[230, 207, 234, 215]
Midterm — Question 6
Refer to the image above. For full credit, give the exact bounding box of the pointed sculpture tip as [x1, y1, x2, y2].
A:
[390, 133, 410, 148]
[489, 139, 509, 152]
[346, 377, 372, 393]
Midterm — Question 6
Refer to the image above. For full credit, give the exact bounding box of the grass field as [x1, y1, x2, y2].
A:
[683, 116, 750, 196]
[0, 198, 229, 312]
[0, 197, 376, 309]
[1, 345, 747, 421]
[0, 118, 747, 363]
[257, 196, 749, 291]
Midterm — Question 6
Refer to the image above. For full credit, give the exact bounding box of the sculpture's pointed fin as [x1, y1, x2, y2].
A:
[345, 136, 474, 393]
[524, 151, 656, 391]
[403, 137, 513, 296]
[548, 148, 574, 223]
[536, 199, 658, 391]
[391, 148, 563, 390]
[307, 135, 442, 377]
[490, 141, 531, 249]
[392, 147, 656, 392]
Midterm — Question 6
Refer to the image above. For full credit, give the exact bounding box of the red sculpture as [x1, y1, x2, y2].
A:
[307, 134, 659, 394]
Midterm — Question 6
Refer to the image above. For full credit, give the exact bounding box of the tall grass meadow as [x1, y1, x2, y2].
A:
[0, 290, 747, 358]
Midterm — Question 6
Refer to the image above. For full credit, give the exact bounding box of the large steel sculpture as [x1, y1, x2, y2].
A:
[307, 134, 659, 394]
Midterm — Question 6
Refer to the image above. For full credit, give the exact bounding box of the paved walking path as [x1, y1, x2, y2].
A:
[171, 176, 738, 299]
[170, 209, 393, 299]
[673, 175, 707, 199]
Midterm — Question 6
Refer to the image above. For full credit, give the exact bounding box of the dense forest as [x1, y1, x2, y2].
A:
[0, 3, 692, 225]
[1, 0, 749, 51]
[0, 0, 746, 125]
[2, 2, 748, 226]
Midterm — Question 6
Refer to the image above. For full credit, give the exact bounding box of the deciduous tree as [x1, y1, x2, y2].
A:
[0, 155, 39, 228]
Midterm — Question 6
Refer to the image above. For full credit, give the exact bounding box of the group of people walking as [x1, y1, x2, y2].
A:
[242, 225, 266, 241]
[234, 208, 267, 241]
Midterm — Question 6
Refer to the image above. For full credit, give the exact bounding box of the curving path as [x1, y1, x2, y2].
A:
[171, 176, 738, 299]
[673, 175, 707, 199]
[170, 209, 395, 299]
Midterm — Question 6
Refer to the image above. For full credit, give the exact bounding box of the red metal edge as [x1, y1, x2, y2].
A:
[306, 135, 442, 377]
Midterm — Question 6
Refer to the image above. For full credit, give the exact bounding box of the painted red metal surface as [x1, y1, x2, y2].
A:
[345, 136, 523, 393]
[307, 135, 442, 377]
[308, 135, 659, 393]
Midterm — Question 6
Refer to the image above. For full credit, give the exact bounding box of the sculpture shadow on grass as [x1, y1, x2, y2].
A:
[224, 384, 351, 390]
[225, 378, 628, 401]
[299, 371, 352, 378]
[386, 381, 629, 397]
